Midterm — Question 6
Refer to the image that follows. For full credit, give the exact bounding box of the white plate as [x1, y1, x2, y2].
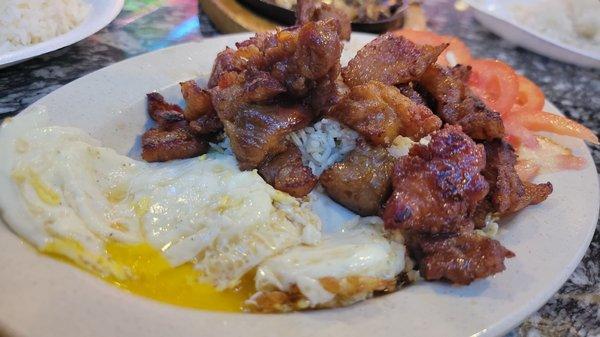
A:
[0, 33, 598, 337]
[464, 0, 600, 69]
[0, 0, 124, 68]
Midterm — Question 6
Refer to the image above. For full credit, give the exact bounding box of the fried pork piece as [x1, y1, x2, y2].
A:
[208, 19, 342, 101]
[306, 68, 349, 116]
[258, 145, 318, 197]
[415, 233, 515, 285]
[223, 104, 312, 170]
[188, 113, 223, 136]
[417, 65, 504, 140]
[342, 33, 447, 87]
[328, 81, 441, 145]
[146, 92, 185, 125]
[180, 80, 213, 121]
[396, 83, 426, 105]
[320, 141, 395, 216]
[296, 0, 352, 40]
[141, 122, 208, 162]
[482, 140, 552, 215]
[383, 125, 489, 234]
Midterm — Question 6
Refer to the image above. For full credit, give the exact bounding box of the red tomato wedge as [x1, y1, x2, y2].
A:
[514, 75, 545, 112]
[511, 110, 599, 144]
[392, 29, 472, 66]
[468, 59, 518, 115]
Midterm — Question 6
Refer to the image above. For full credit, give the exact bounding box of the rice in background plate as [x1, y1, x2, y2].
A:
[0, 0, 90, 52]
[512, 0, 600, 55]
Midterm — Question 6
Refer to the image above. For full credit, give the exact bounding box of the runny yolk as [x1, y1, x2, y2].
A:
[43, 240, 255, 312]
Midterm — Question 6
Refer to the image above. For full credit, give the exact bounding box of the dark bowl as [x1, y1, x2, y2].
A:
[236, 0, 409, 33]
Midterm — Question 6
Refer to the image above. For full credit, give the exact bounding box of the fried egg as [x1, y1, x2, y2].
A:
[0, 108, 407, 312]
[248, 218, 405, 312]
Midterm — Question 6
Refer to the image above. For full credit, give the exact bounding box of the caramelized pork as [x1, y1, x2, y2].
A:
[342, 33, 447, 87]
[328, 81, 441, 145]
[258, 145, 318, 197]
[383, 125, 489, 234]
[296, 0, 352, 40]
[417, 65, 504, 140]
[415, 233, 515, 285]
[147, 92, 185, 125]
[320, 141, 395, 216]
[180, 80, 214, 121]
[141, 123, 208, 162]
[482, 140, 552, 215]
[223, 104, 312, 169]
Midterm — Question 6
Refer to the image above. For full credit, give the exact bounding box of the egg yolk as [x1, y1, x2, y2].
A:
[43, 240, 255, 312]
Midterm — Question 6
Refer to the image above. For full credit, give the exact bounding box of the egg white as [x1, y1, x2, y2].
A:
[0, 107, 406, 309]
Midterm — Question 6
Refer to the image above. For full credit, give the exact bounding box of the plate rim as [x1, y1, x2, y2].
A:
[0, 0, 124, 68]
[0, 35, 598, 337]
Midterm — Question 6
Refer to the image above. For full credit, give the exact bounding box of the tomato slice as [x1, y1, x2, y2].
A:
[392, 29, 472, 66]
[514, 75, 545, 112]
[512, 110, 599, 144]
[468, 59, 518, 115]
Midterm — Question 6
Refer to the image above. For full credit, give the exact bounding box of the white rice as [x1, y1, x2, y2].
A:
[512, 0, 600, 55]
[289, 118, 359, 176]
[0, 0, 90, 52]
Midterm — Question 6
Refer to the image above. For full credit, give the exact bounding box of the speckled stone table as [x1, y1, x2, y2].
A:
[0, 0, 598, 336]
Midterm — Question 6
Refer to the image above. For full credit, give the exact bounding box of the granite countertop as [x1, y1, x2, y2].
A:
[0, 0, 598, 335]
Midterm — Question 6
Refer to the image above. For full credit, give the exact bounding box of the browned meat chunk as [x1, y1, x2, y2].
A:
[415, 233, 515, 285]
[141, 123, 208, 162]
[258, 145, 318, 197]
[296, 0, 352, 40]
[223, 104, 312, 170]
[417, 65, 504, 140]
[482, 140, 552, 215]
[209, 20, 342, 101]
[320, 141, 395, 216]
[383, 125, 489, 234]
[242, 70, 287, 102]
[342, 33, 447, 87]
[396, 83, 426, 105]
[189, 113, 223, 137]
[328, 81, 441, 145]
[288, 20, 342, 82]
[306, 66, 349, 116]
[180, 80, 214, 121]
[208, 47, 246, 88]
[147, 92, 185, 125]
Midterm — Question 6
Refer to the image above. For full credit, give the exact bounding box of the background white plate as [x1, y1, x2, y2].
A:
[464, 0, 600, 69]
[0, 0, 124, 69]
[0, 33, 598, 337]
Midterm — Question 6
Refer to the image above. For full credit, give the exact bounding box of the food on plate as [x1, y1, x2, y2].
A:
[1, 15, 597, 314]
[0, 0, 90, 52]
[327, 80, 441, 145]
[416, 64, 504, 140]
[320, 140, 394, 216]
[249, 219, 405, 312]
[296, 0, 352, 40]
[396, 28, 598, 174]
[512, 0, 600, 55]
[0, 110, 321, 310]
[342, 33, 447, 87]
[383, 125, 490, 235]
